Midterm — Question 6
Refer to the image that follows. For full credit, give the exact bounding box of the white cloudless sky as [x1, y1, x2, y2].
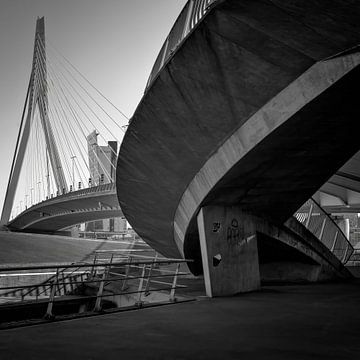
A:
[0, 0, 187, 212]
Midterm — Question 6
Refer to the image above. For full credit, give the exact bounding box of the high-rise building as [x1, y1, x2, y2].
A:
[87, 130, 117, 186]
[85, 130, 126, 233]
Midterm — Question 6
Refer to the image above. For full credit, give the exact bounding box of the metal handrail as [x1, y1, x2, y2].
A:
[294, 197, 354, 264]
[145, 0, 219, 91]
[0, 256, 191, 321]
[0, 259, 191, 273]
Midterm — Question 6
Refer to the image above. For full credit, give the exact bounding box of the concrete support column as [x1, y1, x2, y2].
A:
[197, 206, 260, 297]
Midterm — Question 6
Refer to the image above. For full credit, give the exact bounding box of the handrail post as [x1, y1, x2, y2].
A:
[169, 263, 181, 302]
[136, 263, 147, 307]
[331, 231, 338, 252]
[159, 38, 169, 70]
[44, 268, 58, 320]
[305, 203, 314, 229]
[144, 256, 157, 296]
[318, 217, 327, 241]
[91, 253, 97, 277]
[94, 268, 107, 312]
[94, 256, 113, 312]
[342, 243, 349, 263]
[182, 0, 195, 38]
[121, 255, 132, 291]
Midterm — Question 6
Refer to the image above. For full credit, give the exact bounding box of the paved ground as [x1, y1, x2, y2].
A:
[1, 280, 360, 359]
[0, 231, 137, 266]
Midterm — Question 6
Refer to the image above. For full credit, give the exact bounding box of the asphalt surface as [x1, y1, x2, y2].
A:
[1, 280, 359, 359]
[0, 231, 135, 266]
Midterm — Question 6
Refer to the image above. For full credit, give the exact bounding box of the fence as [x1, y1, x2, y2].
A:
[146, 0, 219, 90]
[294, 198, 354, 264]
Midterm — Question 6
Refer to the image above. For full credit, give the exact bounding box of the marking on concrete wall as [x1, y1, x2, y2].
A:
[212, 222, 221, 232]
[227, 218, 240, 245]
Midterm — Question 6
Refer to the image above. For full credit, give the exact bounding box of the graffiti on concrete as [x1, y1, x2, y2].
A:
[212, 222, 221, 233]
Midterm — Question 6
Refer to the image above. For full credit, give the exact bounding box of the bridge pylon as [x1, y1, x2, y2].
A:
[1, 17, 67, 226]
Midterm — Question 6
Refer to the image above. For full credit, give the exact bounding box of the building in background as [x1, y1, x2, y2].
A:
[87, 130, 117, 185]
[85, 130, 126, 233]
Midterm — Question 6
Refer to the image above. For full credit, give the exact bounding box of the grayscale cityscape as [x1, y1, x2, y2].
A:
[0, 0, 359, 359]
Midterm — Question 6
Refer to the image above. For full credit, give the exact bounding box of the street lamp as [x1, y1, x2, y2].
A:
[71, 155, 77, 190]
[30, 188, 34, 205]
[37, 181, 41, 203]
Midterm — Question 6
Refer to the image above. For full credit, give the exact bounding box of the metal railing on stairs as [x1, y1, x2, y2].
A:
[294, 198, 354, 264]
[0, 253, 191, 322]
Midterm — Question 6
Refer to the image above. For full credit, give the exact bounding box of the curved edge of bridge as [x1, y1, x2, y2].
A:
[7, 183, 121, 232]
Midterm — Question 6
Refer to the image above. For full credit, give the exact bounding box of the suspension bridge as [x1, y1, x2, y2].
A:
[0, 17, 127, 233]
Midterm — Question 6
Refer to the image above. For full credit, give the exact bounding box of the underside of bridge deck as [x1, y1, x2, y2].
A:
[117, 0, 360, 293]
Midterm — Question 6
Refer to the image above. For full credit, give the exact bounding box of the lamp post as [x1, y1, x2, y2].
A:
[30, 188, 34, 205]
[71, 155, 76, 190]
[37, 181, 41, 203]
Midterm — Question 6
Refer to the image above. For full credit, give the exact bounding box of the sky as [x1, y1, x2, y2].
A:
[0, 0, 187, 213]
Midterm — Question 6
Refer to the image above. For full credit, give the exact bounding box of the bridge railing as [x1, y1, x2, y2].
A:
[294, 198, 354, 264]
[145, 0, 218, 90]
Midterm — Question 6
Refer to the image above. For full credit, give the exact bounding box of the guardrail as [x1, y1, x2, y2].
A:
[145, 0, 219, 90]
[0, 252, 191, 322]
[294, 198, 354, 264]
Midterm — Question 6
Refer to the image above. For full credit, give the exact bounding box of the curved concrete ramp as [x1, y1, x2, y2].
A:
[117, 0, 360, 257]
[117, 0, 360, 262]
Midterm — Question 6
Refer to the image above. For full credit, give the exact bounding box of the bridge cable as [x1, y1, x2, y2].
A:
[46, 39, 129, 123]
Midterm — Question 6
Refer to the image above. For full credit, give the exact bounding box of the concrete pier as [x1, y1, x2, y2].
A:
[197, 206, 260, 296]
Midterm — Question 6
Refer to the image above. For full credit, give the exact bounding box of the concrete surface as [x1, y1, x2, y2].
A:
[0, 231, 133, 266]
[197, 206, 260, 296]
[1, 280, 360, 359]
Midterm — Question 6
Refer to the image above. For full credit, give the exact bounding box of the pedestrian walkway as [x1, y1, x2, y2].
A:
[1, 280, 360, 359]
